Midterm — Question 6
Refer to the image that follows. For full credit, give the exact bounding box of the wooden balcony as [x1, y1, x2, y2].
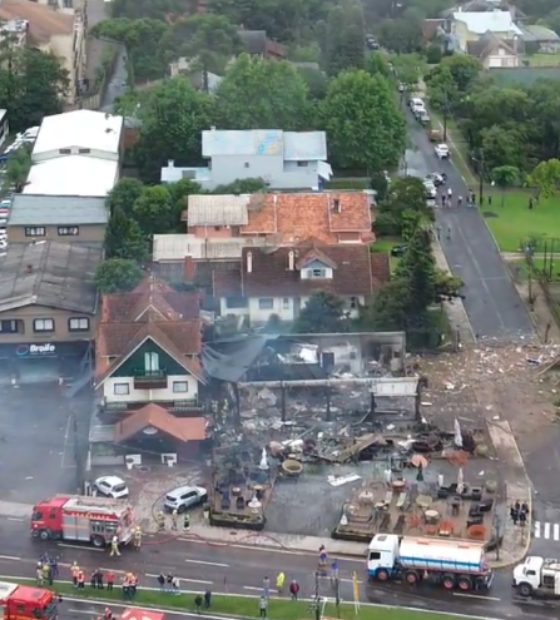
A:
[133, 368, 168, 389]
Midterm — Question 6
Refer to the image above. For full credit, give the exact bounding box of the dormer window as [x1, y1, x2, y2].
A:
[310, 268, 326, 278]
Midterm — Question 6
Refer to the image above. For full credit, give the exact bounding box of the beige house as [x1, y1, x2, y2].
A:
[446, 10, 523, 53]
[0, 0, 87, 104]
[466, 34, 521, 68]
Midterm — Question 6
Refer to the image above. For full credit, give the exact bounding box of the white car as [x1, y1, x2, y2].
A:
[434, 144, 450, 159]
[423, 180, 437, 199]
[164, 485, 208, 513]
[94, 475, 129, 499]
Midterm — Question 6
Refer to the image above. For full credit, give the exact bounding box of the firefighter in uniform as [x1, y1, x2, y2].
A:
[109, 535, 121, 557]
[71, 562, 80, 587]
[171, 509, 178, 531]
[156, 511, 165, 532]
[133, 526, 142, 550]
[183, 512, 190, 531]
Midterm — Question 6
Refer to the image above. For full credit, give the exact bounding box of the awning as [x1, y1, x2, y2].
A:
[317, 161, 333, 181]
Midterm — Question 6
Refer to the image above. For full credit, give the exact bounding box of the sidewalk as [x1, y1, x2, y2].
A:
[182, 523, 367, 558]
[432, 239, 477, 345]
[0, 500, 32, 518]
[485, 420, 531, 569]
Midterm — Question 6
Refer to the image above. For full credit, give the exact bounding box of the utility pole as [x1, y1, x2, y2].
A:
[442, 91, 448, 143]
[478, 148, 485, 206]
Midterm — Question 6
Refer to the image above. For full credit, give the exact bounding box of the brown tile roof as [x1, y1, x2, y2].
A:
[95, 275, 203, 385]
[213, 242, 390, 299]
[0, 0, 74, 44]
[114, 404, 207, 443]
[240, 193, 373, 245]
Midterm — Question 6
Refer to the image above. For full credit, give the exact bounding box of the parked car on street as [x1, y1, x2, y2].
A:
[423, 180, 437, 199]
[426, 172, 446, 186]
[164, 485, 208, 513]
[94, 475, 129, 499]
[434, 144, 450, 159]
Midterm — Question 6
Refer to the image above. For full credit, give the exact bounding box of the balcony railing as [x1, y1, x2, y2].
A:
[132, 368, 168, 389]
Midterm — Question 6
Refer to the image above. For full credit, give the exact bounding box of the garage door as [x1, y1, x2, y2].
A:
[17, 359, 60, 384]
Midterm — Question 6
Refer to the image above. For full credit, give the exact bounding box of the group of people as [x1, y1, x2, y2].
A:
[156, 510, 190, 532]
[438, 188, 479, 209]
[35, 555, 59, 586]
[510, 500, 530, 526]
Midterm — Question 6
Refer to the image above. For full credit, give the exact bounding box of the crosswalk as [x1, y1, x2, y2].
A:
[534, 521, 560, 541]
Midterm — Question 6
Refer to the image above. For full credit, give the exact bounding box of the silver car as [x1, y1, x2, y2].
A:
[163, 485, 208, 513]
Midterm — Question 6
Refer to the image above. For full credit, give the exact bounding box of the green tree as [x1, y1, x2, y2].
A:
[480, 125, 525, 172]
[96, 258, 145, 294]
[132, 185, 174, 235]
[111, 0, 190, 21]
[365, 53, 391, 78]
[492, 166, 520, 206]
[294, 291, 348, 333]
[90, 18, 171, 83]
[3, 144, 31, 193]
[376, 18, 423, 53]
[135, 77, 214, 182]
[108, 178, 145, 218]
[168, 178, 203, 231]
[527, 159, 560, 201]
[322, 70, 406, 172]
[369, 171, 389, 202]
[105, 208, 149, 263]
[215, 55, 310, 130]
[214, 178, 268, 194]
[166, 15, 242, 92]
[324, 1, 365, 76]
[390, 53, 426, 91]
[0, 46, 68, 132]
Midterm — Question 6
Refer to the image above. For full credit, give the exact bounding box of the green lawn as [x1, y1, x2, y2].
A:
[371, 237, 403, 272]
[481, 191, 560, 252]
[12, 577, 482, 620]
[526, 53, 560, 67]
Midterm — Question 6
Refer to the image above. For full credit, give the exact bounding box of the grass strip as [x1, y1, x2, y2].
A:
[10, 576, 480, 620]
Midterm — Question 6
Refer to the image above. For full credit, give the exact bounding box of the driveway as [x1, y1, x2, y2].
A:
[405, 109, 534, 341]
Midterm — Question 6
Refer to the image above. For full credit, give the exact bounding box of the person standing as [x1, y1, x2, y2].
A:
[289, 580, 300, 601]
[204, 590, 212, 609]
[133, 526, 142, 550]
[276, 572, 285, 595]
[110, 535, 121, 557]
[259, 596, 268, 618]
[183, 512, 190, 531]
[107, 572, 114, 591]
[171, 509, 178, 531]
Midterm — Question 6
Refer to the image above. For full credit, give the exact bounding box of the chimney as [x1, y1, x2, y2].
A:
[168, 159, 175, 168]
[25, 264, 33, 274]
[185, 255, 197, 281]
[246, 251, 253, 273]
[288, 250, 295, 271]
[333, 196, 341, 213]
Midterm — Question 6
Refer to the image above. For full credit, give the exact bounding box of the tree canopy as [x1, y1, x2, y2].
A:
[96, 258, 145, 294]
[294, 291, 348, 333]
[321, 70, 406, 172]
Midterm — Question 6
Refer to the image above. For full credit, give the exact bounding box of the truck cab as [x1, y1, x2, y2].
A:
[513, 556, 560, 597]
[0, 582, 58, 620]
[367, 534, 400, 580]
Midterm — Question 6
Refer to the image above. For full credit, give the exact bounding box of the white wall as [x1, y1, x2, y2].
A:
[219, 295, 364, 325]
[103, 374, 199, 403]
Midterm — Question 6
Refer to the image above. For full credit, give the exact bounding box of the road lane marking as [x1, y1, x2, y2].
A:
[555, 523, 560, 541]
[0, 555, 20, 561]
[7, 518, 23, 522]
[535, 521, 541, 538]
[68, 611, 95, 615]
[545, 522, 551, 539]
[243, 586, 278, 594]
[185, 559, 229, 568]
[57, 544, 104, 552]
[145, 573, 212, 585]
[452, 593, 501, 601]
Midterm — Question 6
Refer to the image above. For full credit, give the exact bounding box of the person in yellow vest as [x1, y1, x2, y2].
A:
[71, 562, 80, 587]
[276, 572, 285, 595]
[133, 526, 142, 549]
[109, 535, 121, 557]
[156, 511, 165, 532]
[171, 509, 178, 531]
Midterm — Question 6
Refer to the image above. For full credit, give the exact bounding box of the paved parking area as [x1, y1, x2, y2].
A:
[0, 385, 91, 503]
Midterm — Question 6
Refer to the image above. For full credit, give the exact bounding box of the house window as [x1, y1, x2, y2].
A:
[173, 381, 189, 393]
[68, 317, 89, 331]
[0, 319, 20, 333]
[114, 383, 130, 395]
[297, 161, 309, 167]
[310, 268, 326, 278]
[282, 298, 290, 310]
[78, 148, 90, 154]
[226, 296, 248, 309]
[349, 296, 359, 309]
[144, 352, 160, 372]
[258, 298, 274, 310]
[25, 227, 45, 237]
[33, 318, 54, 332]
[58, 226, 79, 236]
[59, 148, 71, 154]
[244, 162, 250, 168]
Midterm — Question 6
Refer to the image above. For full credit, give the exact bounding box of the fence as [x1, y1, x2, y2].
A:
[523, 239, 560, 329]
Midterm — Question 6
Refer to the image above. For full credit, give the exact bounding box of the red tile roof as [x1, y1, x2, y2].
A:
[114, 404, 207, 443]
[241, 193, 373, 244]
[213, 242, 390, 299]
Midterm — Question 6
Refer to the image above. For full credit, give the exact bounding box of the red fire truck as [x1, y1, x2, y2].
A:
[31, 495, 134, 548]
[0, 580, 59, 620]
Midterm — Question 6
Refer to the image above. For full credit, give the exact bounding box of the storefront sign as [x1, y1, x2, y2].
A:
[16, 343, 57, 357]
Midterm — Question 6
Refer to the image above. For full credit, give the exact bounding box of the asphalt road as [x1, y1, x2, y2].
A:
[405, 107, 534, 342]
[1, 517, 559, 619]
